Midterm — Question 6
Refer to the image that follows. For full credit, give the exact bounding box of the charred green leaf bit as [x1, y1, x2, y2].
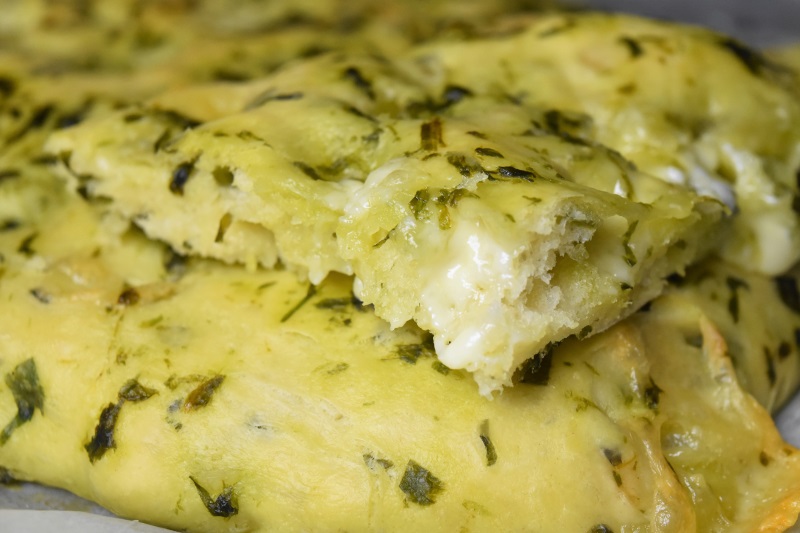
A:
[190, 477, 239, 517]
[85, 402, 122, 463]
[776, 276, 800, 314]
[542, 109, 593, 144]
[517, 346, 554, 386]
[475, 147, 504, 158]
[169, 160, 196, 195]
[479, 420, 498, 466]
[85, 379, 158, 462]
[717, 37, 789, 77]
[394, 334, 436, 364]
[1, 359, 45, 445]
[765, 348, 777, 387]
[343, 67, 375, 99]
[17, 233, 37, 257]
[293, 161, 322, 181]
[643, 378, 663, 410]
[183, 375, 226, 411]
[603, 448, 622, 466]
[726, 276, 749, 322]
[446, 153, 485, 178]
[618, 36, 643, 58]
[420, 117, 444, 151]
[399, 460, 444, 506]
[497, 166, 535, 181]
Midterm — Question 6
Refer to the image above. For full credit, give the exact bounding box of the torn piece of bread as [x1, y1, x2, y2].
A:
[47, 52, 724, 394]
[414, 12, 800, 275]
[0, 177, 797, 532]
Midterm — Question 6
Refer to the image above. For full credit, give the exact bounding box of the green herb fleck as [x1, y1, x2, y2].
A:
[475, 147, 504, 158]
[479, 420, 498, 466]
[446, 153, 485, 178]
[542, 109, 593, 145]
[643, 378, 662, 410]
[432, 361, 450, 375]
[765, 348, 777, 387]
[190, 477, 238, 517]
[118, 379, 158, 402]
[1, 359, 44, 445]
[170, 161, 195, 195]
[726, 276, 749, 322]
[29, 288, 51, 304]
[84, 402, 121, 462]
[410, 189, 431, 219]
[399, 460, 444, 506]
[603, 448, 622, 466]
[343, 67, 375, 99]
[421, 117, 444, 152]
[293, 161, 322, 181]
[435, 188, 478, 208]
[17, 233, 37, 257]
[589, 525, 614, 533]
[497, 166, 535, 181]
[717, 37, 788, 77]
[517, 346, 554, 386]
[776, 276, 800, 314]
[618, 36, 643, 58]
[326, 362, 349, 375]
[281, 284, 318, 322]
[622, 220, 638, 267]
[183, 375, 225, 411]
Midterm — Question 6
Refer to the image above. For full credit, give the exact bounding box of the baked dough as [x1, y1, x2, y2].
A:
[0, 179, 798, 532]
[416, 13, 800, 274]
[47, 50, 724, 394]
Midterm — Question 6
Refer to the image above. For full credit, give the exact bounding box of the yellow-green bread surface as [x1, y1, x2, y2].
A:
[2, 3, 800, 532]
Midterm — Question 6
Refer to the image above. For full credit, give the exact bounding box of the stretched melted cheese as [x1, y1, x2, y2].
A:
[47, 52, 723, 394]
[0, 179, 798, 532]
[415, 12, 800, 275]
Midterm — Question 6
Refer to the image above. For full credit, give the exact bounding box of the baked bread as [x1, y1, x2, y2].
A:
[47, 51, 724, 394]
[0, 179, 798, 531]
[414, 12, 800, 274]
